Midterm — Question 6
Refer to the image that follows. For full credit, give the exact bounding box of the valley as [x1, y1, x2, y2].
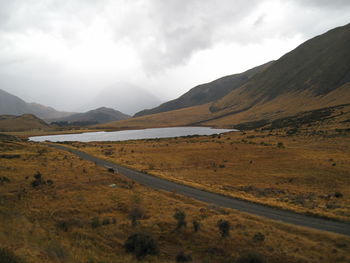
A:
[0, 20, 349, 263]
[0, 137, 349, 263]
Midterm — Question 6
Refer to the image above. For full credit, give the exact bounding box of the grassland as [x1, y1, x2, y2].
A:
[69, 109, 350, 223]
[1, 138, 350, 262]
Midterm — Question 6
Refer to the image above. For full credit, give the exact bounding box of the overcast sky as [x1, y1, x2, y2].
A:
[0, 0, 349, 112]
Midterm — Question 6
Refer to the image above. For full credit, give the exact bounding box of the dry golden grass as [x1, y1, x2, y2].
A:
[1, 140, 350, 262]
[73, 117, 350, 222]
[0, 114, 50, 132]
[95, 85, 350, 130]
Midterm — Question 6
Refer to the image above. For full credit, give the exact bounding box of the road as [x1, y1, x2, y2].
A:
[49, 144, 350, 236]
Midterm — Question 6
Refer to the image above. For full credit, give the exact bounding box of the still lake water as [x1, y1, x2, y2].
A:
[29, 127, 236, 142]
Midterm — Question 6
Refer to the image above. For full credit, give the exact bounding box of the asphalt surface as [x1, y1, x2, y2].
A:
[49, 143, 350, 236]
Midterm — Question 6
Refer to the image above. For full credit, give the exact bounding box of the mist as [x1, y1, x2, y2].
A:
[1, 0, 349, 113]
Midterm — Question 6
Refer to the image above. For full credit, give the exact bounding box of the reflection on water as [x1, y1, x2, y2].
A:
[29, 127, 236, 142]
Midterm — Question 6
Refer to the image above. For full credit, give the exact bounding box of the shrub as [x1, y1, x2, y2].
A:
[56, 221, 69, 232]
[192, 220, 201, 233]
[277, 142, 285, 148]
[334, 192, 343, 198]
[174, 210, 187, 230]
[91, 217, 100, 228]
[176, 251, 193, 262]
[31, 172, 46, 187]
[124, 232, 159, 259]
[129, 206, 144, 227]
[0, 248, 23, 263]
[217, 219, 230, 238]
[235, 252, 266, 263]
[0, 176, 10, 183]
[46, 179, 54, 185]
[252, 232, 265, 242]
[102, 218, 110, 225]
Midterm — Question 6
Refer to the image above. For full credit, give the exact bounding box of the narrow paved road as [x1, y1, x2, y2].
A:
[49, 144, 350, 236]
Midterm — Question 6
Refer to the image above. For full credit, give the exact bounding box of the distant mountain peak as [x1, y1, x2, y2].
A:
[50, 107, 130, 126]
[0, 89, 73, 120]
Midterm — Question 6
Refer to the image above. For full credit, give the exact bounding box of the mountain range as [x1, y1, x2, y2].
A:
[0, 89, 73, 120]
[50, 107, 130, 126]
[97, 23, 350, 129]
[1, 23, 349, 131]
[78, 84, 162, 115]
[135, 61, 273, 117]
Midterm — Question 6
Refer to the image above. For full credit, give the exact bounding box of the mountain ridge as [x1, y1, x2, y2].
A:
[135, 61, 273, 117]
[50, 107, 130, 126]
[0, 89, 74, 120]
[0, 114, 51, 132]
[95, 23, 350, 130]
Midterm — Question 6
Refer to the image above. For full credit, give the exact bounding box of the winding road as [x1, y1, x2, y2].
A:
[49, 144, 350, 236]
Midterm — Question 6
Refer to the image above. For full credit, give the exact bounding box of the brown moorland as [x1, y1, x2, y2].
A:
[71, 105, 350, 222]
[0, 138, 350, 262]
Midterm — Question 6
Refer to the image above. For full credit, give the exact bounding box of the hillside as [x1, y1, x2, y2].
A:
[205, 23, 350, 126]
[135, 61, 273, 117]
[0, 89, 73, 120]
[0, 114, 51, 132]
[98, 23, 350, 130]
[51, 107, 130, 126]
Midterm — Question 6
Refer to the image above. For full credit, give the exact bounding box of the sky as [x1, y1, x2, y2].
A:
[0, 0, 349, 113]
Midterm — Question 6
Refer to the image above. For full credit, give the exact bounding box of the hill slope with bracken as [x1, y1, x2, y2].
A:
[134, 61, 273, 117]
[96, 23, 350, 130]
[203, 22, 350, 127]
[0, 114, 51, 132]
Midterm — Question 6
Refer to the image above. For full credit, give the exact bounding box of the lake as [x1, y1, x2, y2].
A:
[29, 127, 236, 142]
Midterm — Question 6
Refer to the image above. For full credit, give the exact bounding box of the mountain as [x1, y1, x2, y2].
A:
[80, 84, 162, 115]
[50, 107, 130, 126]
[0, 89, 73, 120]
[0, 114, 51, 132]
[96, 23, 350, 130]
[135, 61, 273, 117]
[210, 23, 350, 113]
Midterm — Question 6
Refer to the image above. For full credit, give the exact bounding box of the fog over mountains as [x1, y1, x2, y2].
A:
[78, 84, 162, 115]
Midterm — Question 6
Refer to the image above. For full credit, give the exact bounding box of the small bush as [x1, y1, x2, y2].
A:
[46, 179, 54, 185]
[31, 172, 46, 187]
[0, 176, 10, 183]
[176, 251, 192, 262]
[91, 217, 100, 228]
[334, 192, 343, 198]
[276, 142, 285, 148]
[235, 252, 266, 263]
[217, 219, 230, 238]
[253, 232, 265, 242]
[124, 232, 159, 259]
[192, 220, 201, 233]
[0, 248, 23, 263]
[129, 206, 144, 227]
[174, 210, 187, 230]
[56, 221, 69, 232]
[102, 218, 110, 225]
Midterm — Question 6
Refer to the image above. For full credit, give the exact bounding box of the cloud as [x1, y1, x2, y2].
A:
[0, 0, 349, 110]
